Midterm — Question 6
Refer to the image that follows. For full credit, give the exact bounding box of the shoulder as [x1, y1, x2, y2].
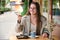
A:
[41, 15, 47, 20]
[22, 15, 30, 19]
[41, 16, 47, 28]
[21, 15, 30, 21]
[41, 15, 47, 23]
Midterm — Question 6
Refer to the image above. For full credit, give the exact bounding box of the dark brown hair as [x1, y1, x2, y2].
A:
[27, 2, 42, 35]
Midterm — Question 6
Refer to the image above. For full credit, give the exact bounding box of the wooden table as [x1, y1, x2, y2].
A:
[9, 35, 59, 40]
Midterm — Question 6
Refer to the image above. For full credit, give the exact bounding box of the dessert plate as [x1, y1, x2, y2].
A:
[29, 36, 39, 38]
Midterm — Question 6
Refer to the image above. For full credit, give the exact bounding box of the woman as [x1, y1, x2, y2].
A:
[16, 2, 50, 38]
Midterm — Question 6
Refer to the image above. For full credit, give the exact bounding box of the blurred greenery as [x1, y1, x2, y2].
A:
[0, 7, 11, 14]
[0, 0, 11, 14]
[43, 0, 48, 12]
[52, 0, 59, 5]
[0, 7, 11, 12]
[52, 8, 60, 15]
[21, 0, 28, 16]
[52, 0, 60, 15]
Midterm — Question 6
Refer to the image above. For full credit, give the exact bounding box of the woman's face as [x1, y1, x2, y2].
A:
[29, 4, 37, 15]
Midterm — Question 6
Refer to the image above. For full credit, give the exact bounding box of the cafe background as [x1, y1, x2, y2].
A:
[0, 0, 60, 40]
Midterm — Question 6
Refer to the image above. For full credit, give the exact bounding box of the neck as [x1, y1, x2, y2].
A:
[31, 14, 37, 18]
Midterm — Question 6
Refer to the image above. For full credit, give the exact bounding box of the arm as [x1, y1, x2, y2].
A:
[15, 15, 22, 33]
[42, 28, 49, 38]
[15, 15, 25, 33]
[41, 16, 50, 38]
[15, 16, 27, 33]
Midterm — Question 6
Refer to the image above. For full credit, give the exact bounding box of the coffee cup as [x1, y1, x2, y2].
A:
[30, 32, 36, 38]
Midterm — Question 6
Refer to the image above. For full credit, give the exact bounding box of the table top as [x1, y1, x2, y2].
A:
[9, 35, 59, 40]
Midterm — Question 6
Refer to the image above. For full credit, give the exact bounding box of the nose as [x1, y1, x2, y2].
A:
[30, 8, 35, 11]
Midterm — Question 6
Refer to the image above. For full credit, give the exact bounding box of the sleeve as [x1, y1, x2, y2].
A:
[15, 16, 26, 33]
[40, 16, 50, 37]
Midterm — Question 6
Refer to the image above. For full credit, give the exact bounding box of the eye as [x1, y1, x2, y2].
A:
[30, 7, 36, 10]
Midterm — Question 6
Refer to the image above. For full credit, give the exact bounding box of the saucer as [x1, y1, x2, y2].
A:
[29, 36, 39, 38]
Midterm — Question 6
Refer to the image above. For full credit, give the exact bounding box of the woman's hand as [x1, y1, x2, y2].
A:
[18, 15, 22, 21]
[42, 33, 48, 38]
[17, 15, 22, 23]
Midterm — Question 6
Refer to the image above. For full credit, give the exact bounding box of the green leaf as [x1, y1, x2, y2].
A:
[21, 0, 28, 16]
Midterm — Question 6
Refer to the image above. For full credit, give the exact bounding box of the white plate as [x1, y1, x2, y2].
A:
[29, 36, 39, 38]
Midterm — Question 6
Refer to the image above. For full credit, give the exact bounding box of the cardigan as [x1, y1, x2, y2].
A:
[16, 15, 50, 37]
